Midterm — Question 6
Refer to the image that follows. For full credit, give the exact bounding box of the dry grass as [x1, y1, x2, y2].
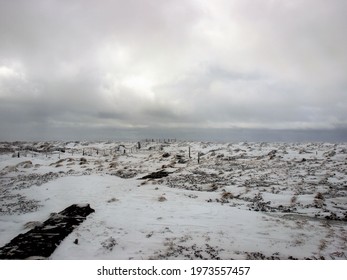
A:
[158, 196, 167, 202]
[290, 195, 297, 205]
[315, 192, 324, 200]
[319, 239, 327, 251]
[221, 192, 234, 200]
[107, 197, 119, 203]
[313, 192, 325, 208]
[209, 183, 219, 191]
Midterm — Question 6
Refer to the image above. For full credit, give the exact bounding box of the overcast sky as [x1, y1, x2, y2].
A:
[1, 0, 347, 141]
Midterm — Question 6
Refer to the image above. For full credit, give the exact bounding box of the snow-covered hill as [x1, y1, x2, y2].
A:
[0, 140, 346, 259]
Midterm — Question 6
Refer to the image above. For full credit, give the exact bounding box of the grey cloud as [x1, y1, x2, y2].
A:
[0, 0, 346, 141]
[97, 111, 124, 121]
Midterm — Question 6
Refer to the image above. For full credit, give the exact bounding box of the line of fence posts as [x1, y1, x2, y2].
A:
[187, 146, 201, 164]
[14, 139, 180, 160]
[144, 138, 177, 143]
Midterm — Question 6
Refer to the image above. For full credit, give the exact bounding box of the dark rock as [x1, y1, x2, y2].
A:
[139, 170, 170, 180]
[0, 204, 95, 259]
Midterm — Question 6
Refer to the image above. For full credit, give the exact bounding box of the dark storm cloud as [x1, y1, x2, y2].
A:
[0, 0, 347, 140]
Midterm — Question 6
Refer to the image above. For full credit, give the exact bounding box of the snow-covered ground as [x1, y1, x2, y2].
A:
[0, 140, 346, 260]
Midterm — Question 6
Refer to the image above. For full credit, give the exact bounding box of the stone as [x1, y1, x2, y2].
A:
[0, 204, 95, 259]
